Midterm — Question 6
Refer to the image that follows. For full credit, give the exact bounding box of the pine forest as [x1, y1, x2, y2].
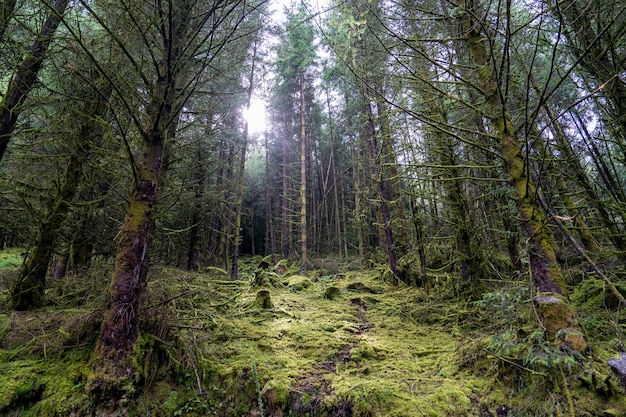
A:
[1, 0, 626, 415]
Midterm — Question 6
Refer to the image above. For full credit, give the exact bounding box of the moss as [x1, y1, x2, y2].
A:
[0, 248, 24, 270]
[287, 275, 313, 291]
[2, 257, 625, 416]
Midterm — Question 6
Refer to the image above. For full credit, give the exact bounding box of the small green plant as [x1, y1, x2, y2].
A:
[252, 361, 264, 417]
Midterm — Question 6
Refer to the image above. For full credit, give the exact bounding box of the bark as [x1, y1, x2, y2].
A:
[265, 131, 276, 264]
[88, 121, 167, 395]
[462, 1, 566, 293]
[89, 27, 180, 393]
[281, 113, 290, 259]
[0, 0, 70, 164]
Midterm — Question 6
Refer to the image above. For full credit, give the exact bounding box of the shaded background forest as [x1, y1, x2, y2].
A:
[2, 0, 625, 287]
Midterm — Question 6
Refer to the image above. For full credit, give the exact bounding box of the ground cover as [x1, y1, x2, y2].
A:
[0, 253, 625, 416]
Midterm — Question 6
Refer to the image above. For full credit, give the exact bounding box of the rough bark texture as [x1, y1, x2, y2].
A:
[88, 133, 164, 395]
[0, 0, 69, 163]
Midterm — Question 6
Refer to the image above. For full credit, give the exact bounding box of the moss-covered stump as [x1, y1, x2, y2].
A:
[253, 269, 283, 287]
[254, 289, 274, 310]
[533, 292, 587, 352]
[287, 275, 313, 291]
[323, 286, 341, 300]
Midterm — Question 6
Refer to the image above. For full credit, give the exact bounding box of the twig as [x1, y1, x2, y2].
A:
[483, 348, 546, 376]
[147, 290, 191, 309]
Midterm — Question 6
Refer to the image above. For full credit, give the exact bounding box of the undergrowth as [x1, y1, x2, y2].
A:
[0, 251, 625, 416]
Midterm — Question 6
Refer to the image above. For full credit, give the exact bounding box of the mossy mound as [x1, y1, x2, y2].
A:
[287, 275, 313, 291]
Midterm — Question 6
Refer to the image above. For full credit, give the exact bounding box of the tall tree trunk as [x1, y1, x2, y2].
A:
[0, 0, 69, 164]
[232, 42, 257, 279]
[88, 54, 176, 393]
[265, 131, 276, 264]
[347, 107, 366, 260]
[299, 72, 308, 271]
[281, 124, 290, 259]
[364, 91, 399, 280]
[326, 91, 343, 259]
[187, 147, 205, 272]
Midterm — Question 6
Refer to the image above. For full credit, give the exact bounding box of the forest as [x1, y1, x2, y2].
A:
[1, 0, 626, 415]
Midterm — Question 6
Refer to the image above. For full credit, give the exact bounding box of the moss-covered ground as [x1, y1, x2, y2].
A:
[1, 252, 625, 416]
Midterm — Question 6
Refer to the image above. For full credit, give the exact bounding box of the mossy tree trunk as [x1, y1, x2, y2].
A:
[459, 0, 585, 348]
[0, 0, 69, 164]
[89, 74, 173, 393]
[8, 77, 111, 310]
[363, 88, 399, 279]
[8, 153, 82, 309]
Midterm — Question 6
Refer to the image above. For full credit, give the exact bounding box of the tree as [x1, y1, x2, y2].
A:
[74, 0, 259, 396]
[269, 5, 316, 268]
[0, 0, 70, 164]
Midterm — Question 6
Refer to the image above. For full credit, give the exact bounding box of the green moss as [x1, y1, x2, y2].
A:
[287, 275, 313, 291]
[1, 257, 624, 416]
[0, 248, 24, 270]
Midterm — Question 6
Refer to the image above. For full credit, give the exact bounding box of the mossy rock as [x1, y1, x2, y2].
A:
[324, 286, 341, 300]
[287, 275, 313, 291]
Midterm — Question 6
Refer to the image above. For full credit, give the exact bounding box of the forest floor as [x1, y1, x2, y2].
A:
[1, 250, 626, 416]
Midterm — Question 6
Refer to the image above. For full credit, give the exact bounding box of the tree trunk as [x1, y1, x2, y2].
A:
[364, 91, 399, 280]
[88, 54, 175, 393]
[460, 0, 586, 350]
[299, 72, 308, 271]
[265, 131, 276, 264]
[8, 78, 111, 310]
[0, 0, 69, 164]
[88, 126, 166, 394]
